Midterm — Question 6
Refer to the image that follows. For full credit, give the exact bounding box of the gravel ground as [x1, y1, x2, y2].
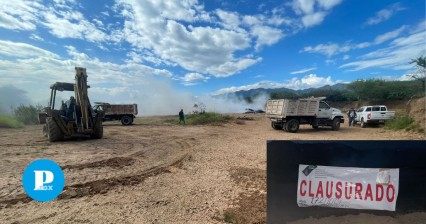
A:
[0, 115, 424, 223]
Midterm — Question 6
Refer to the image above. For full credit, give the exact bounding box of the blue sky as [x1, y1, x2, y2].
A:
[0, 0, 425, 114]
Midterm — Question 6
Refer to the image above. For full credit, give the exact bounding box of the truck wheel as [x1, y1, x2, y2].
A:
[361, 118, 366, 128]
[312, 125, 319, 129]
[271, 122, 283, 130]
[46, 117, 63, 142]
[286, 119, 299, 133]
[91, 121, 103, 139]
[283, 123, 288, 132]
[121, 116, 132, 125]
[331, 118, 340, 131]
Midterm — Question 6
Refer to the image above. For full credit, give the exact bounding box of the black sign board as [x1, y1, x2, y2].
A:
[267, 140, 426, 223]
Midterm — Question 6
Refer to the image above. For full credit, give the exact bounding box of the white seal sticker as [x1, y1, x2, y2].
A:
[297, 165, 399, 211]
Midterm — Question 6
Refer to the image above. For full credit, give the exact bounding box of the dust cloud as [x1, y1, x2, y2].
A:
[1, 80, 269, 116]
[0, 86, 31, 114]
[89, 79, 269, 116]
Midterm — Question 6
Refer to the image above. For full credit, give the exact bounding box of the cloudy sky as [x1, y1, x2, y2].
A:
[0, 0, 425, 114]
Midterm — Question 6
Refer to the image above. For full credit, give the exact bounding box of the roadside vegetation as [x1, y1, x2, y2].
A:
[0, 104, 43, 128]
[269, 79, 424, 102]
[13, 104, 43, 125]
[384, 116, 424, 133]
[186, 112, 233, 125]
[268, 57, 425, 103]
[0, 115, 23, 128]
[165, 112, 233, 125]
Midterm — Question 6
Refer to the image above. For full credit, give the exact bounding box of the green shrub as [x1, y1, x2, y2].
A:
[185, 112, 233, 125]
[14, 104, 43, 125]
[384, 116, 423, 133]
[0, 115, 23, 128]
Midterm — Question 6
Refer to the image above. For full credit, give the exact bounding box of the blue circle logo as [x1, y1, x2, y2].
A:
[22, 159, 65, 202]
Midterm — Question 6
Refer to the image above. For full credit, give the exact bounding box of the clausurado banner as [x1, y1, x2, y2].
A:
[297, 165, 399, 211]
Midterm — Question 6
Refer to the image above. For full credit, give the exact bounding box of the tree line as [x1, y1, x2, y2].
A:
[270, 79, 424, 102]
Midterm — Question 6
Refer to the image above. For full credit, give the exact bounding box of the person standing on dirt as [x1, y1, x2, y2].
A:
[179, 109, 185, 124]
[347, 108, 357, 126]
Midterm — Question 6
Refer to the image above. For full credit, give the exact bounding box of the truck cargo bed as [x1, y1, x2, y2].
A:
[266, 97, 323, 118]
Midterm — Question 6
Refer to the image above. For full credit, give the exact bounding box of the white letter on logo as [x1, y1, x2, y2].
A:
[34, 170, 54, 190]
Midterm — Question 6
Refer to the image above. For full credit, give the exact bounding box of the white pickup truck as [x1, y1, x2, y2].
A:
[354, 105, 395, 128]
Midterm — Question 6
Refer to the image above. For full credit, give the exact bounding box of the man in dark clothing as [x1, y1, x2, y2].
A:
[179, 109, 185, 124]
[65, 96, 76, 120]
[347, 108, 357, 126]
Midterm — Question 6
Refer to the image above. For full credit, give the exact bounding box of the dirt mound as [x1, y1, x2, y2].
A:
[407, 97, 426, 130]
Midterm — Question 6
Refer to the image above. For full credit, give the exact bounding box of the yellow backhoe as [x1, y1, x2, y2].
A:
[39, 67, 103, 142]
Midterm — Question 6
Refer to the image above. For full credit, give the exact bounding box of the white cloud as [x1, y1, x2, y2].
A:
[374, 25, 406, 44]
[0, 41, 173, 104]
[0, 40, 58, 58]
[286, 73, 339, 89]
[42, 10, 107, 42]
[317, 0, 343, 10]
[365, 3, 405, 26]
[340, 31, 426, 71]
[342, 55, 350, 60]
[213, 81, 287, 95]
[302, 25, 409, 57]
[213, 74, 341, 95]
[291, 0, 342, 28]
[301, 11, 327, 28]
[216, 11, 287, 50]
[29, 34, 44, 41]
[216, 9, 243, 32]
[290, 67, 317, 74]
[0, 1, 44, 30]
[180, 72, 209, 85]
[250, 25, 283, 50]
[117, 0, 267, 78]
[374, 72, 419, 81]
[301, 43, 343, 56]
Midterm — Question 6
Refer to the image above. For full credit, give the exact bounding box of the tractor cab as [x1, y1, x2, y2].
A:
[39, 67, 103, 142]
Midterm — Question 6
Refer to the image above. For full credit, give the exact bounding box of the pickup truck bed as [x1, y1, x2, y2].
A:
[355, 105, 395, 127]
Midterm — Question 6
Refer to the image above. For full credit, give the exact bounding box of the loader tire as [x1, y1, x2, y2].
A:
[286, 119, 299, 133]
[46, 117, 63, 142]
[121, 116, 133, 125]
[91, 121, 103, 139]
[42, 125, 48, 137]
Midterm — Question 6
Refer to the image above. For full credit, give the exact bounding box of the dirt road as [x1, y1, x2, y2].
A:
[0, 115, 425, 223]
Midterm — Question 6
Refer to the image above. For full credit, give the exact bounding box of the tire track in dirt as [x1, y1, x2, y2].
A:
[0, 136, 198, 208]
[62, 157, 135, 170]
[0, 153, 190, 208]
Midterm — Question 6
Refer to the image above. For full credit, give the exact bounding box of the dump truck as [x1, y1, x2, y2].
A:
[93, 103, 138, 125]
[265, 97, 344, 133]
[38, 67, 104, 142]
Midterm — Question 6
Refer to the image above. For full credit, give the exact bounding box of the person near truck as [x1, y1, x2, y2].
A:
[179, 109, 185, 124]
[347, 108, 356, 126]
